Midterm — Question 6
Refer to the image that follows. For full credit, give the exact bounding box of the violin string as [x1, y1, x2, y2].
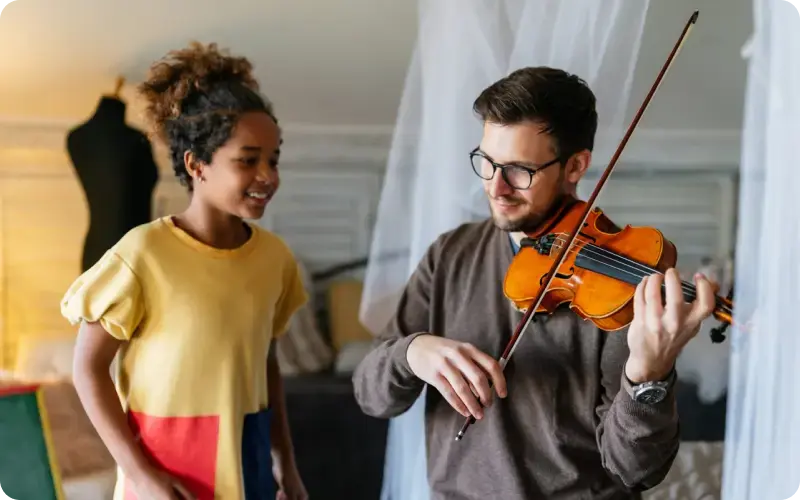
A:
[549, 239, 699, 299]
[548, 232, 703, 295]
[552, 240, 733, 316]
[549, 235, 695, 293]
[545, 236, 732, 315]
[549, 240, 733, 316]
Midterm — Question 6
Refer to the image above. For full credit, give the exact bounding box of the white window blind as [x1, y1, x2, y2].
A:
[257, 166, 383, 274]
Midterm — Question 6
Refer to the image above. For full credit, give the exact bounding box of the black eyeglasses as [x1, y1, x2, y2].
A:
[469, 147, 561, 190]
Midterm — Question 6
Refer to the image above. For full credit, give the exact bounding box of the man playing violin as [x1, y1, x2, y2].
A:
[352, 67, 717, 499]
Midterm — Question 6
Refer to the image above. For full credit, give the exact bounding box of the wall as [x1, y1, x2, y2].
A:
[0, 0, 752, 132]
[0, 118, 388, 370]
[0, 147, 87, 369]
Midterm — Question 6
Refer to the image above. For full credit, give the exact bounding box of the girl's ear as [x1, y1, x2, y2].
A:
[183, 150, 205, 183]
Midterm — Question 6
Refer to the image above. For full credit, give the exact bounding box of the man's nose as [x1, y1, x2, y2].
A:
[488, 169, 514, 197]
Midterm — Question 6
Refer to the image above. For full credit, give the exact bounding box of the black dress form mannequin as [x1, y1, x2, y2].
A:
[67, 95, 159, 271]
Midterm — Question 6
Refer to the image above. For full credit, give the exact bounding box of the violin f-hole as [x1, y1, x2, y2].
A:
[555, 266, 575, 280]
[578, 229, 597, 244]
[536, 266, 575, 287]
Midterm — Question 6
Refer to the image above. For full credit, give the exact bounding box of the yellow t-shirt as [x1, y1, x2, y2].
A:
[61, 216, 308, 500]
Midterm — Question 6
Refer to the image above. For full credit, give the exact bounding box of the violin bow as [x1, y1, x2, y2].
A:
[456, 10, 700, 441]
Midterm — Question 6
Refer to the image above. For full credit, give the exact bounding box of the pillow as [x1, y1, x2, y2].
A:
[326, 280, 374, 351]
[334, 341, 374, 374]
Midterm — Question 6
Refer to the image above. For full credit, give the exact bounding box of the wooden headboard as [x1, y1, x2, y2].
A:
[577, 169, 738, 276]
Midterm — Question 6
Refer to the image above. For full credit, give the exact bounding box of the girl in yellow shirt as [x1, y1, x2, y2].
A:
[62, 42, 308, 500]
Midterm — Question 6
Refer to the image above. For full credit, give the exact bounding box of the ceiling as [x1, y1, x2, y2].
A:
[0, 0, 416, 126]
[0, 0, 752, 134]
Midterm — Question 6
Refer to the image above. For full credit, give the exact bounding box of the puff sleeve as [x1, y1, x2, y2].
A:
[60, 250, 145, 341]
[272, 257, 309, 339]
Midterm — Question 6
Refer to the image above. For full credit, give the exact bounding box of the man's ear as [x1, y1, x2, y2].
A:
[565, 150, 592, 184]
[183, 150, 204, 183]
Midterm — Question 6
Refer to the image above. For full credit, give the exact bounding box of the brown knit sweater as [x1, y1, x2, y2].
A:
[352, 219, 680, 500]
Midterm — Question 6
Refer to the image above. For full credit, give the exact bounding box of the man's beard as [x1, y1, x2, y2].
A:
[490, 191, 567, 233]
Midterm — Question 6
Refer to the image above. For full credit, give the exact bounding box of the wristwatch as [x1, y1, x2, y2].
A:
[623, 368, 676, 405]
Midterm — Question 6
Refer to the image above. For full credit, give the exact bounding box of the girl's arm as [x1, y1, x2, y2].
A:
[73, 321, 190, 499]
[267, 342, 297, 473]
[72, 321, 153, 481]
[268, 341, 308, 500]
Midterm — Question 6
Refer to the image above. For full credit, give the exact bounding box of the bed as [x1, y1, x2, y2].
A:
[642, 380, 726, 499]
[4, 266, 729, 500]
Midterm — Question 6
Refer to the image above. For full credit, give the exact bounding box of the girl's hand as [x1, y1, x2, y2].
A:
[276, 465, 308, 500]
[133, 468, 196, 500]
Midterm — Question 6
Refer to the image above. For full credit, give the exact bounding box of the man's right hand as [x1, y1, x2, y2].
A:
[406, 334, 507, 419]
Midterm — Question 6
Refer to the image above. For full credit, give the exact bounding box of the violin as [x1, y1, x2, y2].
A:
[503, 196, 735, 331]
[455, 10, 735, 441]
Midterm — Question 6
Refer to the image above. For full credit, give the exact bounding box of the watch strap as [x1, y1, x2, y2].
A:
[622, 366, 676, 401]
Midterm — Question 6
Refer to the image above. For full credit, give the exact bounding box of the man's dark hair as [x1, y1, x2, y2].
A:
[473, 67, 598, 159]
[138, 41, 276, 191]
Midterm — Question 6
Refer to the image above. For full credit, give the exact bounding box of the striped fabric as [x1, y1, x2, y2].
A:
[275, 259, 335, 375]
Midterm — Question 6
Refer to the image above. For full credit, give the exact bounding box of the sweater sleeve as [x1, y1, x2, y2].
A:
[351, 242, 439, 419]
[594, 327, 680, 491]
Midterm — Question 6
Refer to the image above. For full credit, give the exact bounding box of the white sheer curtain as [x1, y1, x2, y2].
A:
[722, 0, 800, 498]
[359, 2, 651, 499]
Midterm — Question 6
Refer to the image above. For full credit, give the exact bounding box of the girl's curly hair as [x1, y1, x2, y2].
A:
[138, 41, 276, 191]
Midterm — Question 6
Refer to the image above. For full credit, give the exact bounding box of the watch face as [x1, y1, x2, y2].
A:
[634, 387, 667, 404]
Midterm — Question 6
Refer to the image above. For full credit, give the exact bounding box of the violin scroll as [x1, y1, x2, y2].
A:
[709, 285, 735, 343]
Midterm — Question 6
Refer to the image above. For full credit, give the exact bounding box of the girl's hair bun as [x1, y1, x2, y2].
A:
[138, 41, 262, 141]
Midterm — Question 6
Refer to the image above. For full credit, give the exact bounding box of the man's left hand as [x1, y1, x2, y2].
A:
[625, 268, 716, 383]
